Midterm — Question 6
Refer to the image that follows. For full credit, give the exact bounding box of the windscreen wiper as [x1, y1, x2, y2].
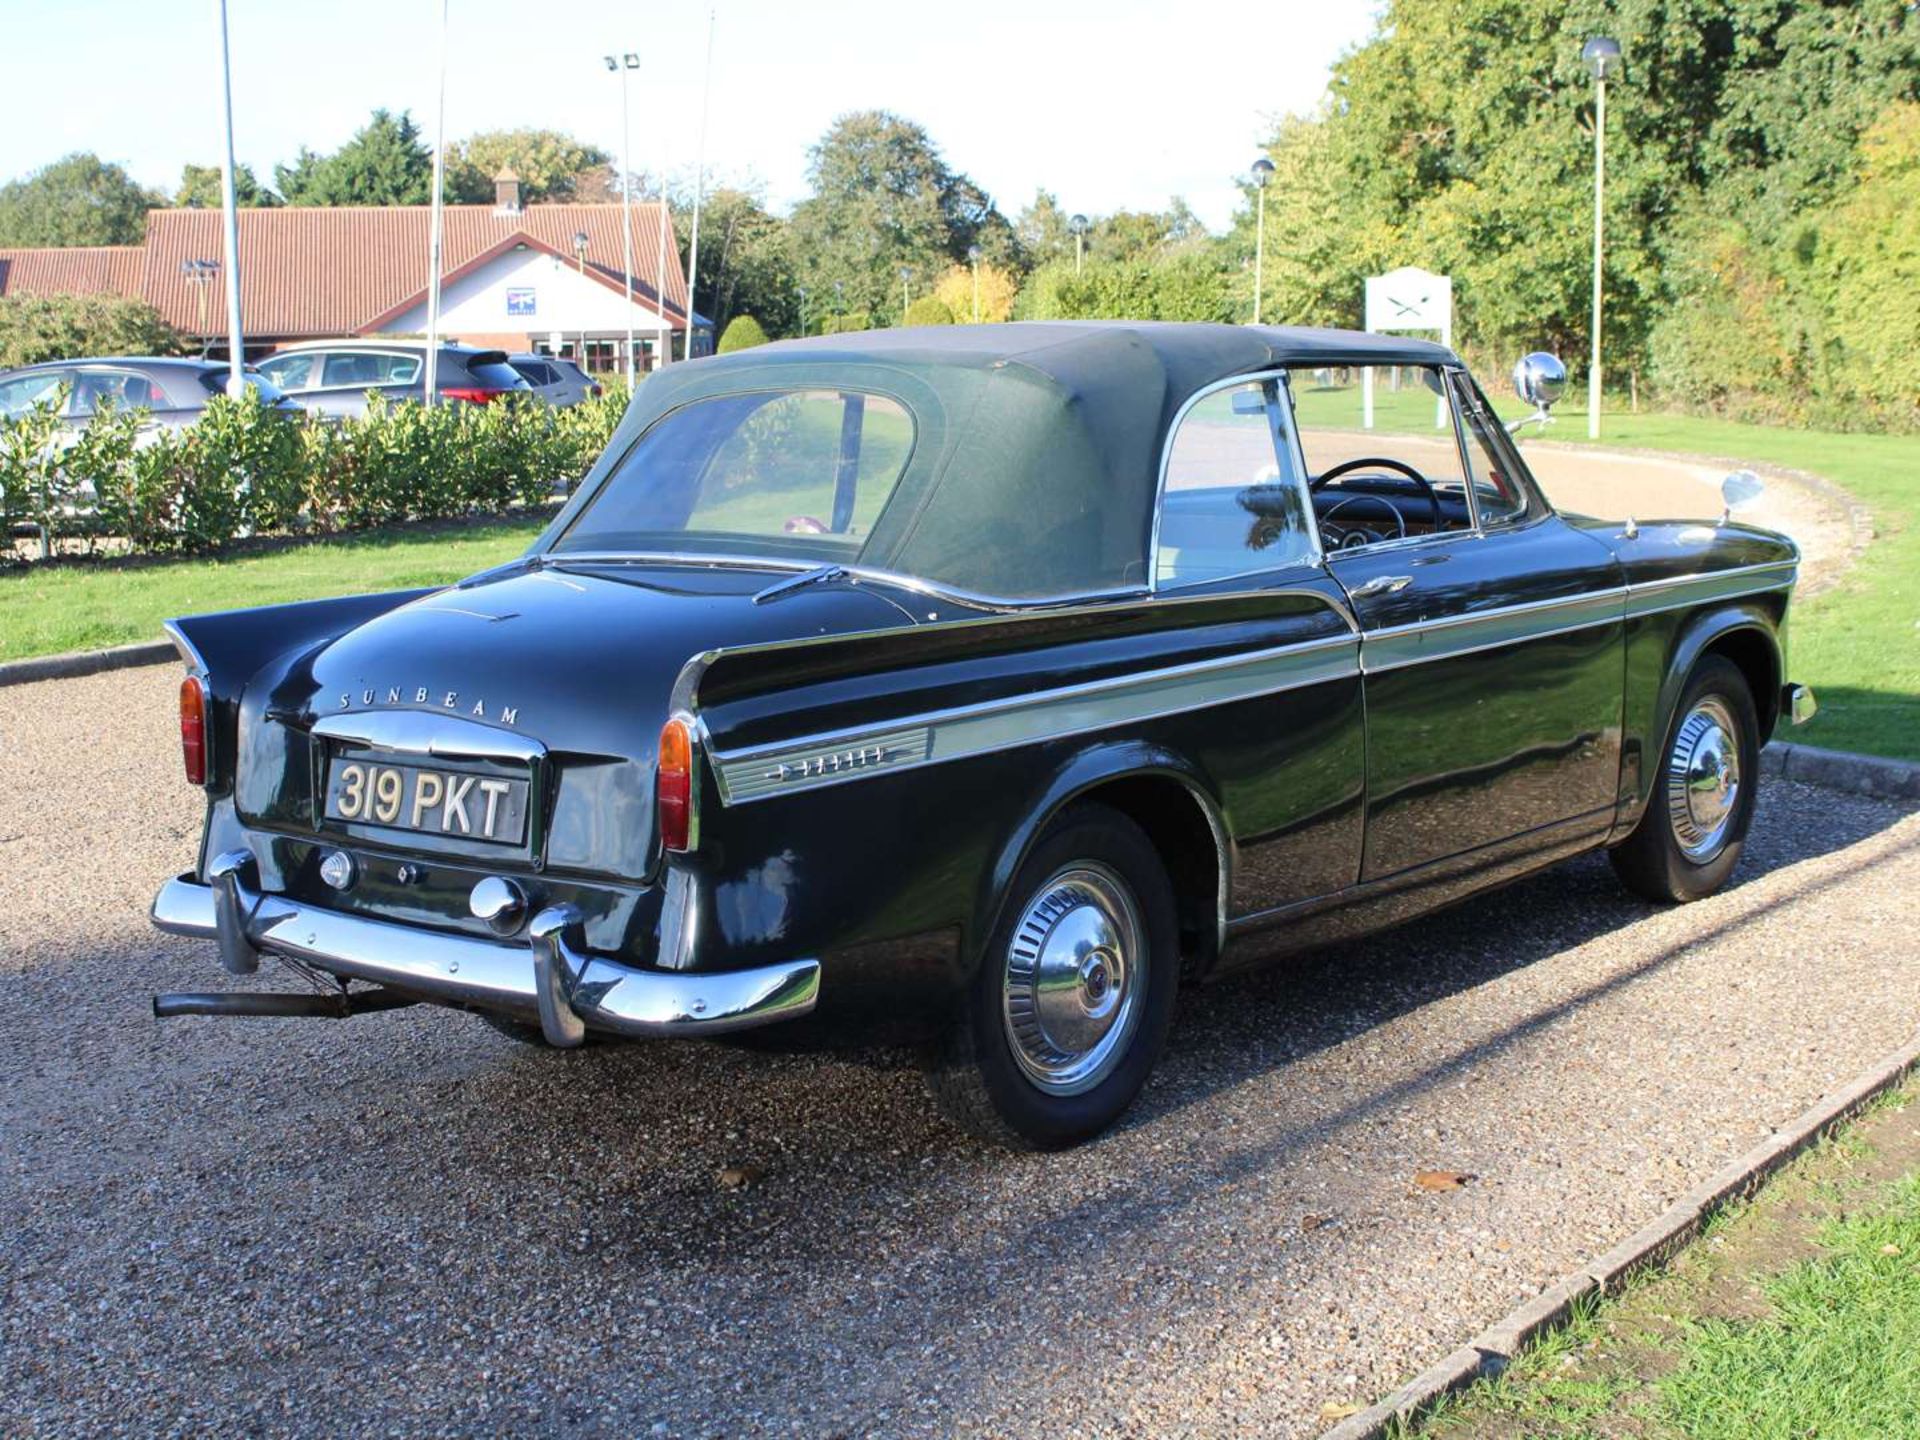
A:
[752, 564, 849, 606]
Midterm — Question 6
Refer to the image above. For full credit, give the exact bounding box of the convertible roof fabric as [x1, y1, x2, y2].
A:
[542, 321, 1461, 600]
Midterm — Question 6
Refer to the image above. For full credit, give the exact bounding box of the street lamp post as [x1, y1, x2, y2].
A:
[1583, 35, 1622, 440]
[1250, 156, 1275, 325]
[899, 266, 913, 325]
[604, 52, 640, 387]
[1068, 213, 1088, 274]
[967, 245, 981, 322]
[572, 230, 590, 365]
[797, 286, 809, 337]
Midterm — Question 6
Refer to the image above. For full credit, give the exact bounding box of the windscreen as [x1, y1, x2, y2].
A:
[549, 388, 915, 562]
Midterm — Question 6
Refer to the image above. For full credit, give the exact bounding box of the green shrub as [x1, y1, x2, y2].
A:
[0, 294, 187, 369]
[0, 386, 68, 550]
[717, 315, 770, 352]
[904, 295, 955, 326]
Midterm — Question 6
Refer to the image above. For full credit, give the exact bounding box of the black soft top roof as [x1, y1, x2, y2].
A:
[545, 322, 1462, 601]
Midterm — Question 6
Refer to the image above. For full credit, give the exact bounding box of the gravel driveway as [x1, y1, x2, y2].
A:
[3, 665, 1916, 1438]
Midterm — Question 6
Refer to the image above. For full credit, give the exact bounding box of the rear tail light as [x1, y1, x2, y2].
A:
[179, 675, 210, 786]
[589, 383, 604, 398]
[441, 386, 504, 405]
[657, 716, 697, 853]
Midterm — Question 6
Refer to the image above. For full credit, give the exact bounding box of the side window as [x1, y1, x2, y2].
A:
[70, 370, 150, 416]
[258, 353, 316, 390]
[322, 352, 420, 387]
[1155, 379, 1313, 588]
[1290, 364, 1475, 549]
[1454, 379, 1531, 525]
[0, 370, 69, 417]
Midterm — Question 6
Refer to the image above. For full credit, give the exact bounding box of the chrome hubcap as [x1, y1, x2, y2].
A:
[1667, 696, 1742, 863]
[1002, 864, 1145, 1096]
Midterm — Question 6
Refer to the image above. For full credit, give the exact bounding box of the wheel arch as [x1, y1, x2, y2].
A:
[1658, 603, 1784, 750]
[974, 742, 1230, 982]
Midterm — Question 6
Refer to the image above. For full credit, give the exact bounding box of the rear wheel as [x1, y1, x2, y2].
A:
[1611, 655, 1760, 903]
[922, 804, 1179, 1149]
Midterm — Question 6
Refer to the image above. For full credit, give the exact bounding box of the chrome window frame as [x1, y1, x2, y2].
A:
[1446, 371, 1549, 528]
[1148, 369, 1327, 595]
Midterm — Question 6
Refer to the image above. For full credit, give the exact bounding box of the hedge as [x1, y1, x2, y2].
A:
[0, 384, 627, 558]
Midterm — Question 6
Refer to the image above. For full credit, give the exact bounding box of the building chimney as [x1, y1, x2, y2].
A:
[493, 169, 523, 215]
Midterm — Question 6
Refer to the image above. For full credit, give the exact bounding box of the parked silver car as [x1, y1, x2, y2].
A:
[507, 352, 602, 407]
[255, 341, 532, 418]
[0, 357, 298, 438]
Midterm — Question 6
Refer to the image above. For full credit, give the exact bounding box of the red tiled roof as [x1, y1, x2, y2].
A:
[0, 203, 688, 339]
[0, 245, 144, 299]
[142, 203, 688, 337]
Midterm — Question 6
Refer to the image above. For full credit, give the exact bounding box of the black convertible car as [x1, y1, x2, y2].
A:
[152, 323, 1814, 1148]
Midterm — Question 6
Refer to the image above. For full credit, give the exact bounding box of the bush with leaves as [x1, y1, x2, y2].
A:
[904, 295, 955, 326]
[62, 398, 143, 552]
[0, 294, 187, 370]
[0, 387, 68, 548]
[718, 315, 771, 352]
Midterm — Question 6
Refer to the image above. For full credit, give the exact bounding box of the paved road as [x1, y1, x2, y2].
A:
[3, 666, 1916, 1438]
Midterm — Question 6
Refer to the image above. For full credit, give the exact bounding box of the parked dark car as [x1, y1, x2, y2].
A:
[151, 323, 1814, 1148]
[508, 352, 601, 407]
[0, 357, 298, 438]
[254, 341, 531, 417]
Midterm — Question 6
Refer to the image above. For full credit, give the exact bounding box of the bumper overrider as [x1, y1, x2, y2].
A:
[151, 849, 820, 1045]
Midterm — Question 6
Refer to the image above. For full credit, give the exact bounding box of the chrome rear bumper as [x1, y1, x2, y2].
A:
[150, 853, 819, 1044]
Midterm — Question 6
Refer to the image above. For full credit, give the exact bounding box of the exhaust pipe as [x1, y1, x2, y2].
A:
[152, 988, 417, 1020]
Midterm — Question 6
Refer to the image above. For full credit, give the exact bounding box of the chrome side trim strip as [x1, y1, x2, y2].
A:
[712, 633, 1363, 804]
[703, 561, 1796, 806]
[1623, 562, 1797, 618]
[1362, 588, 1627, 675]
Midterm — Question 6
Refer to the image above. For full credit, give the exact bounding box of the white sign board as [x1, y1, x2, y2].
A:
[1362, 266, 1453, 430]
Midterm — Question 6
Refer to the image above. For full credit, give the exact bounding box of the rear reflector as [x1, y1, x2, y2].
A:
[441, 386, 504, 405]
[179, 675, 210, 786]
[657, 717, 696, 853]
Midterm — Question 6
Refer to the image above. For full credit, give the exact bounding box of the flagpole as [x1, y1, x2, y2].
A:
[423, 0, 449, 407]
[683, 7, 715, 356]
[215, 0, 246, 395]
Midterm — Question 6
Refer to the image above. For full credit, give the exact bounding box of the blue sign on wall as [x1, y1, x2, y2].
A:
[507, 288, 536, 317]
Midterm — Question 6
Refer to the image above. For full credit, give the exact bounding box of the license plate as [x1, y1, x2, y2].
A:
[324, 759, 529, 844]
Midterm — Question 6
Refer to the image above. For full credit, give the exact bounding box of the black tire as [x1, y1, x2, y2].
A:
[1610, 655, 1760, 903]
[921, 804, 1180, 1150]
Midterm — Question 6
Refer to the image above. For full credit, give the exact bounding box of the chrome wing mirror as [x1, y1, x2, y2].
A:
[1507, 352, 1567, 435]
[1720, 468, 1764, 525]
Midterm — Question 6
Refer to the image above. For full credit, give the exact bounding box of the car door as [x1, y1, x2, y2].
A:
[1294, 365, 1625, 882]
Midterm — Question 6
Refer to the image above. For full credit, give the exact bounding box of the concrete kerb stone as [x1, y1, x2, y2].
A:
[1764, 741, 1920, 802]
[0, 640, 175, 688]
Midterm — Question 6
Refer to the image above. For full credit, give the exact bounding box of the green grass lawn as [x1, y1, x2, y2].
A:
[0, 517, 544, 661]
[1412, 1085, 1920, 1439]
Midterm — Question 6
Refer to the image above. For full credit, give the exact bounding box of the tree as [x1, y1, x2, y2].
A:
[445, 130, 613, 204]
[1013, 189, 1073, 272]
[933, 262, 1016, 323]
[275, 109, 435, 206]
[0, 153, 159, 247]
[788, 111, 1013, 321]
[716, 314, 770, 352]
[175, 162, 277, 209]
[671, 183, 797, 337]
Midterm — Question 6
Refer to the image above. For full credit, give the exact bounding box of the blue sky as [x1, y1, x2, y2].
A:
[0, 0, 1378, 232]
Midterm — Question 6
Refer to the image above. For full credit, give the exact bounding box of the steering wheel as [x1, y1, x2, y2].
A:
[1309, 457, 1443, 546]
